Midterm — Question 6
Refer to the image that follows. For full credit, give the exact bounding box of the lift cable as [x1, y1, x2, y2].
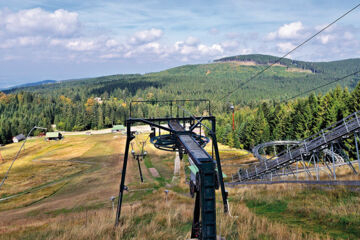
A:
[219, 2, 360, 101]
[176, 104, 213, 134]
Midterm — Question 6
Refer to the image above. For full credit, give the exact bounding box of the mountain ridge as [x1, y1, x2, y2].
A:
[1, 80, 57, 91]
[214, 54, 360, 74]
[3, 54, 360, 92]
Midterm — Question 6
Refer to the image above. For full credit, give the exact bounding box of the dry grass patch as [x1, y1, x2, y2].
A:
[229, 184, 360, 239]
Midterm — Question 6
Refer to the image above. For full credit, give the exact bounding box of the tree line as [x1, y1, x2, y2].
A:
[215, 82, 360, 150]
[1, 55, 360, 145]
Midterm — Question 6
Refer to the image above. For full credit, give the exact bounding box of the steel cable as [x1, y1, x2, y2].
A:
[219, 3, 360, 101]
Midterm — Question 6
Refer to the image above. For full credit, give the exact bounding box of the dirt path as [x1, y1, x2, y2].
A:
[174, 152, 180, 176]
[60, 124, 153, 136]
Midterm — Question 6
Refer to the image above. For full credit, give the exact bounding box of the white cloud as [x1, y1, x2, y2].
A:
[179, 44, 196, 55]
[47, 38, 99, 51]
[181, 56, 189, 62]
[241, 48, 252, 54]
[105, 39, 118, 48]
[277, 42, 296, 53]
[264, 22, 360, 60]
[319, 34, 333, 44]
[268, 21, 304, 40]
[66, 40, 97, 51]
[0, 36, 44, 48]
[18, 36, 43, 46]
[221, 40, 239, 50]
[314, 25, 358, 46]
[100, 53, 121, 59]
[185, 36, 199, 46]
[198, 44, 223, 55]
[124, 41, 165, 58]
[1, 7, 358, 70]
[266, 31, 277, 40]
[128, 28, 163, 45]
[278, 22, 303, 38]
[0, 8, 80, 37]
[344, 32, 354, 40]
[172, 38, 223, 58]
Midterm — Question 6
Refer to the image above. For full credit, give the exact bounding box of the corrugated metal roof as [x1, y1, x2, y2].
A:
[46, 132, 61, 138]
[14, 134, 25, 140]
[112, 125, 125, 130]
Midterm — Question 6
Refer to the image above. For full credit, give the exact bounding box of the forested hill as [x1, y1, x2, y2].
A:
[2, 80, 58, 91]
[214, 54, 360, 74]
[0, 54, 360, 144]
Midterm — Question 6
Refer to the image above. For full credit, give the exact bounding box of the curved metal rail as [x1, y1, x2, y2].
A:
[227, 180, 360, 187]
[252, 140, 300, 162]
[232, 111, 360, 182]
[253, 141, 344, 164]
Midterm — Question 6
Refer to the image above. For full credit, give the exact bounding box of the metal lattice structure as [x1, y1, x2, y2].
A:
[115, 100, 228, 240]
[252, 140, 300, 163]
[232, 111, 360, 182]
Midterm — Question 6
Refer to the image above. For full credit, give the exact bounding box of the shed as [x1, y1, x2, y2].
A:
[45, 132, 63, 141]
[112, 125, 125, 133]
[12, 134, 25, 143]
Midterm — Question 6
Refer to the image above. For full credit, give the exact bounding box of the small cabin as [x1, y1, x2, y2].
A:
[13, 134, 25, 143]
[112, 125, 125, 133]
[94, 97, 103, 104]
[45, 132, 63, 141]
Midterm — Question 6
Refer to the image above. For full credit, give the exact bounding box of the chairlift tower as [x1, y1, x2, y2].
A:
[130, 142, 147, 183]
[115, 100, 228, 240]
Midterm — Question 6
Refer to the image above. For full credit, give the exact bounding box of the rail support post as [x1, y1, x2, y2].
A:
[313, 154, 320, 181]
[331, 144, 337, 180]
[355, 132, 360, 173]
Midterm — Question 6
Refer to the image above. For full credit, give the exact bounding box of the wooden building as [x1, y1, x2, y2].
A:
[12, 134, 25, 143]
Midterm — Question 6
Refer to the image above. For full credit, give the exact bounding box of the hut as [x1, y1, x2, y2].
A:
[112, 125, 125, 133]
[12, 134, 25, 143]
[45, 132, 63, 141]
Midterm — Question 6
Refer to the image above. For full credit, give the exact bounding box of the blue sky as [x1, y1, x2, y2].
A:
[0, 0, 360, 88]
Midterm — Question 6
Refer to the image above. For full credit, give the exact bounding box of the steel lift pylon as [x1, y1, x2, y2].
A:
[115, 100, 228, 240]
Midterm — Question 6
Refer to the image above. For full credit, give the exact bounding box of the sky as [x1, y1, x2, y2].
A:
[0, 0, 360, 89]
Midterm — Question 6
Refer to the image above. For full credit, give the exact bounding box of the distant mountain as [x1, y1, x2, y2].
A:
[214, 54, 360, 74]
[1, 54, 360, 144]
[2, 80, 57, 92]
[4, 54, 360, 105]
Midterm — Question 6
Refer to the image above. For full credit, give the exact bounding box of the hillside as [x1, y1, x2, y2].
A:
[215, 54, 360, 75]
[6, 54, 360, 104]
[1, 55, 360, 239]
[2, 80, 58, 91]
[1, 133, 359, 239]
[1, 54, 360, 144]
